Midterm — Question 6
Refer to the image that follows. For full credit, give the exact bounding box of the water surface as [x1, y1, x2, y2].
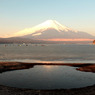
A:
[0, 66, 95, 89]
[0, 44, 95, 63]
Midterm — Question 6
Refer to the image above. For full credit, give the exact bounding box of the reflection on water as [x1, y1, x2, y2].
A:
[0, 66, 95, 89]
[1, 59, 95, 64]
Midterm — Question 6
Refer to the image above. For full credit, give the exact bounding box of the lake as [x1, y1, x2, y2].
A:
[0, 44, 95, 89]
[0, 65, 95, 89]
[0, 44, 95, 63]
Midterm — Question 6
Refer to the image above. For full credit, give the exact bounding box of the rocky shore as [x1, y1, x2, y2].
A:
[0, 61, 95, 73]
[0, 84, 95, 95]
[0, 62, 95, 95]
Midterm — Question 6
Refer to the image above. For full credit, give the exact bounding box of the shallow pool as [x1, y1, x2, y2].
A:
[0, 66, 95, 89]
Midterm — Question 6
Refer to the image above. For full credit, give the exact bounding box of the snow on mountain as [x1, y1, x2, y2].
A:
[10, 20, 95, 40]
[12, 20, 76, 37]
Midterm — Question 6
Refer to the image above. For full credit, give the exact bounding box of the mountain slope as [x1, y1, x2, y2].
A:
[11, 20, 95, 40]
[23, 29, 94, 39]
[12, 20, 74, 37]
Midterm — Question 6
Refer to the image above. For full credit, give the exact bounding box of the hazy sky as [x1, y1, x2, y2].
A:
[0, 0, 95, 37]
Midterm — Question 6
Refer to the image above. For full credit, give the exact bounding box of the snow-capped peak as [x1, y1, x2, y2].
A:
[11, 20, 77, 37]
[35, 20, 72, 32]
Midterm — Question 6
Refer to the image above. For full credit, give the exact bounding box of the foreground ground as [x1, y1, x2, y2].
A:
[0, 62, 95, 95]
[0, 84, 95, 95]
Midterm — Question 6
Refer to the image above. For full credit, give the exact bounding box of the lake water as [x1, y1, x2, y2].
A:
[0, 44, 95, 89]
[0, 65, 95, 89]
[0, 44, 95, 63]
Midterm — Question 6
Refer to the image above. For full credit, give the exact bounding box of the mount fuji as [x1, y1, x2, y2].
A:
[10, 20, 95, 41]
